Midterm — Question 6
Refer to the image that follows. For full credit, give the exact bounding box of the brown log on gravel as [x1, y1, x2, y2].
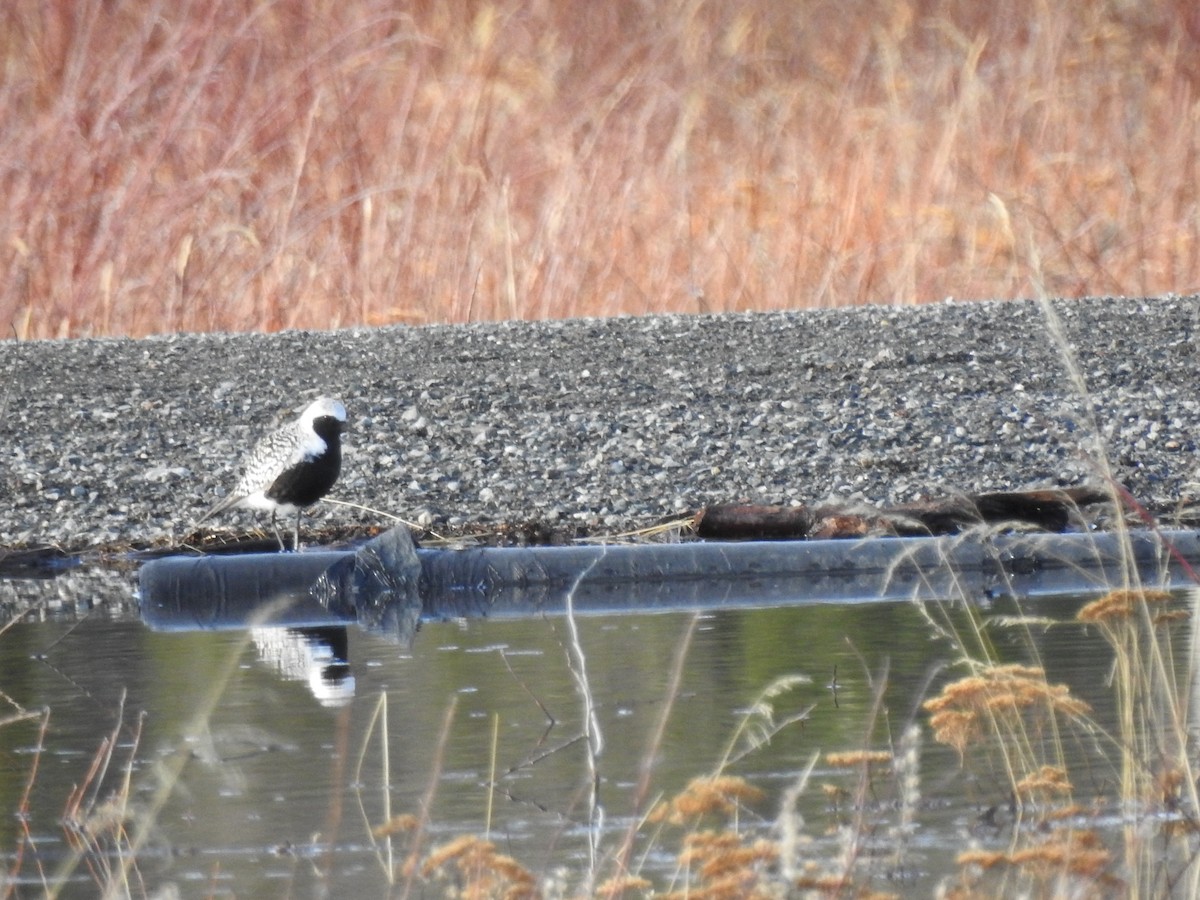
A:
[895, 487, 1113, 534]
[695, 487, 1114, 541]
[694, 504, 816, 539]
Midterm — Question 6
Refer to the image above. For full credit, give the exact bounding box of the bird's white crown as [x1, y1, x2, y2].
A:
[301, 397, 347, 427]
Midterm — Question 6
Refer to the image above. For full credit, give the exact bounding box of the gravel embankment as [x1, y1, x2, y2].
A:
[1, 295, 1198, 555]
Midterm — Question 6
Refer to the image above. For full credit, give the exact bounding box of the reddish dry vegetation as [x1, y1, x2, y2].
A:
[2, 0, 1199, 339]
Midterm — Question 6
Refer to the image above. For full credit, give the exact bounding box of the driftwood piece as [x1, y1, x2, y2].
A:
[693, 504, 815, 540]
[695, 487, 1114, 541]
[895, 487, 1113, 534]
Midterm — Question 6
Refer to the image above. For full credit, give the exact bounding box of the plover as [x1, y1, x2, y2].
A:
[195, 396, 348, 551]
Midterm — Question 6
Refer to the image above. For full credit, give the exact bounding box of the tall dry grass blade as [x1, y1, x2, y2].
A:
[713, 674, 813, 774]
[353, 691, 396, 882]
[560, 548, 608, 890]
[609, 613, 699, 885]
[486, 712, 499, 842]
[6, 708, 53, 896]
[774, 751, 820, 884]
[399, 694, 459, 898]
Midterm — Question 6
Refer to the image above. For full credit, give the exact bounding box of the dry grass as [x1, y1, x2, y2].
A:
[919, 585, 1200, 899]
[2, 0, 1199, 339]
[922, 662, 1092, 759]
[421, 835, 539, 900]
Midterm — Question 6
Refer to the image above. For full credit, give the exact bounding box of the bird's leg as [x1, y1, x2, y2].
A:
[293, 510, 302, 553]
[270, 510, 286, 552]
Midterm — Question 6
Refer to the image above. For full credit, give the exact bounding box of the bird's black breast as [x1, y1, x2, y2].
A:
[265, 416, 344, 508]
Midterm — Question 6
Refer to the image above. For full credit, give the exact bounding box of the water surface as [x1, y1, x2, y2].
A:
[0, 572, 1161, 896]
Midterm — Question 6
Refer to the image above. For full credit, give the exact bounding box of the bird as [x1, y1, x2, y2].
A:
[194, 396, 348, 551]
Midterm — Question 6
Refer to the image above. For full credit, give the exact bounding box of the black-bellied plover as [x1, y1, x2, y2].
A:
[195, 396, 348, 551]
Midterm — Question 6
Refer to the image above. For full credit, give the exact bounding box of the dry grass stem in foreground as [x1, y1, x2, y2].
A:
[648, 775, 766, 827]
[954, 828, 1120, 895]
[421, 835, 538, 900]
[1077, 588, 1176, 625]
[922, 663, 1091, 760]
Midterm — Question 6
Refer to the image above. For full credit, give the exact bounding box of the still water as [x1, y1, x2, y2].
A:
[0, 568, 1177, 897]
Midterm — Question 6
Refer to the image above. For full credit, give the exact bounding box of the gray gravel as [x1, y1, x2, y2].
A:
[2, 295, 1199, 554]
